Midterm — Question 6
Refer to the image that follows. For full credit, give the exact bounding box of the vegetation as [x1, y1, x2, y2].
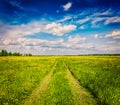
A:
[0, 49, 32, 56]
[78, 54, 120, 56]
[0, 57, 55, 105]
[0, 56, 120, 105]
[64, 56, 120, 105]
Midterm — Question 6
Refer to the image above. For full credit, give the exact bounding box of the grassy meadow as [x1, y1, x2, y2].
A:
[0, 56, 120, 105]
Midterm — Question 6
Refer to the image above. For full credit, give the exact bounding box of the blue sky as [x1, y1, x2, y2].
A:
[0, 0, 120, 55]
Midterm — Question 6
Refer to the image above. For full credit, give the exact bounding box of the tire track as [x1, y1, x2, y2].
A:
[64, 62, 97, 105]
[24, 61, 57, 105]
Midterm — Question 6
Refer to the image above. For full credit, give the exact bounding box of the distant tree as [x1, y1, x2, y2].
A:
[25, 54, 27, 56]
[17, 52, 20, 56]
[13, 52, 18, 56]
[0, 49, 32, 56]
[0, 51, 2, 56]
[1, 49, 8, 56]
[8, 52, 12, 56]
[28, 53, 32, 56]
[23, 53, 32, 56]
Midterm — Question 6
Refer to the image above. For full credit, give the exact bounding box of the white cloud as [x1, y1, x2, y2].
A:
[61, 35, 88, 49]
[3, 39, 11, 45]
[107, 41, 119, 44]
[77, 17, 90, 24]
[104, 16, 120, 25]
[0, 21, 42, 40]
[0, 20, 76, 40]
[2, 31, 119, 55]
[105, 30, 120, 39]
[2, 37, 64, 48]
[63, 2, 72, 11]
[68, 35, 86, 43]
[93, 9, 112, 16]
[79, 25, 86, 29]
[79, 43, 94, 49]
[91, 16, 120, 26]
[93, 34, 103, 39]
[97, 44, 120, 52]
[92, 18, 105, 25]
[45, 22, 76, 36]
[94, 34, 99, 38]
[57, 16, 72, 22]
[62, 42, 93, 49]
[1, 34, 91, 55]
[90, 9, 120, 25]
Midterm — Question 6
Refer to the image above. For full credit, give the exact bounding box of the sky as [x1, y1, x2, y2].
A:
[0, 0, 120, 55]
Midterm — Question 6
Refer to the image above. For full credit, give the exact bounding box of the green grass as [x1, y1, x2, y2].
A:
[0, 57, 55, 105]
[0, 56, 120, 105]
[65, 56, 120, 105]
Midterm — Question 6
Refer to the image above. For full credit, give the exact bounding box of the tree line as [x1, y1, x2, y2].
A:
[0, 49, 32, 56]
[78, 54, 120, 56]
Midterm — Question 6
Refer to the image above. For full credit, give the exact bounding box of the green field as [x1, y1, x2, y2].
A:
[0, 56, 120, 105]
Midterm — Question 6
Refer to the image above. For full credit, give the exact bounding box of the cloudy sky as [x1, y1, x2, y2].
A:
[0, 0, 120, 55]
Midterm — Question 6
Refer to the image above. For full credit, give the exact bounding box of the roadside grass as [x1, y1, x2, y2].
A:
[65, 56, 120, 105]
[0, 57, 55, 105]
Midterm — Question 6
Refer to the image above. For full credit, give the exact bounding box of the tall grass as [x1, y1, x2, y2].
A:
[0, 57, 55, 105]
[0, 56, 119, 105]
[65, 56, 120, 105]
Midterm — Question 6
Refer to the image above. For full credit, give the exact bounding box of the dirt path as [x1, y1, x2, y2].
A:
[24, 61, 57, 105]
[64, 62, 97, 105]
